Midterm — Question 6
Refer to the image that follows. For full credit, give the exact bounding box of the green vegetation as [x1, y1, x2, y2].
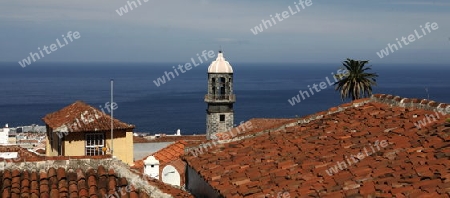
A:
[335, 58, 379, 101]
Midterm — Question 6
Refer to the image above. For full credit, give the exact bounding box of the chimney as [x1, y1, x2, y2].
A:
[144, 156, 160, 179]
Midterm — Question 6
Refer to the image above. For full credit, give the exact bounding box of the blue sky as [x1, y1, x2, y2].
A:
[1, 0, 449, 64]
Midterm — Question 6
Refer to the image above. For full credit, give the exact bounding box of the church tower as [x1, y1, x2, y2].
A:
[205, 51, 235, 140]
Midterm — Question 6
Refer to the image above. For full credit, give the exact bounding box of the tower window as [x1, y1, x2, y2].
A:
[220, 114, 225, 122]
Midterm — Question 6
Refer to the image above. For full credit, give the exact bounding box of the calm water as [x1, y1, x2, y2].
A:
[0, 62, 449, 134]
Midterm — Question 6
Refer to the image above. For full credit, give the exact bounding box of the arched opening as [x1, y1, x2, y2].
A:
[162, 165, 181, 186]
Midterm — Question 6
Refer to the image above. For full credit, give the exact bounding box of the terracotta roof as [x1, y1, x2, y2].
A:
[35, 149, 45, 155]
[184, 94, 450, 197]
[214, 118, 296, 140]
[42, 101, 134, 133]
[0, 166, 149, 198]
[133, 140, 187, 170]
[1, 156, 193, 197]
[0, 146, 41, 161]
[153, 140, 187, 164]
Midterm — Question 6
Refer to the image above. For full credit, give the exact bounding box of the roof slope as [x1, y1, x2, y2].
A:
[43, 101, 134, 133]
[0, 166, 149, 198]
[1, 156, 192, 197]
[184, 94, 450, 197]
[0, 145, 41, 160]
[133, 140, 187, 170]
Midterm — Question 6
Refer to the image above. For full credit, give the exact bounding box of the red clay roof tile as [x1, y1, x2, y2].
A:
[0, 167, 151, 198]
[185, 94, 450, 197]
[133, 140, 187, 170]
[42, 101, 134, 133]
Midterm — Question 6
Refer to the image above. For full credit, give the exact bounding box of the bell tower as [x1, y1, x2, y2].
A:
[205, 51, 235, 140]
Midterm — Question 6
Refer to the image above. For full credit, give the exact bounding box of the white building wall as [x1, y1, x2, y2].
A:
[0, 127, 10, 144]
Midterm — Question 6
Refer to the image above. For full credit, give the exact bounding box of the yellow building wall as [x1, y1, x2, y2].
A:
[45, 128, 60, 156]
[105, 130, 134, 165]
[63, 132, 86, 156]
[48, 130, 134, 165]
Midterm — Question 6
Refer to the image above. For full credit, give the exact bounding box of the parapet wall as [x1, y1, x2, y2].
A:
[370, 94, 450, 114]
[292, 94, 450, 128]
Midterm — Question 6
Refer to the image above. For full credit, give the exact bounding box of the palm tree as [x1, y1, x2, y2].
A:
[335, 58, 378, 101]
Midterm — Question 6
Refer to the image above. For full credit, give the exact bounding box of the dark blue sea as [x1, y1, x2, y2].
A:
[0, 62, 449, 134]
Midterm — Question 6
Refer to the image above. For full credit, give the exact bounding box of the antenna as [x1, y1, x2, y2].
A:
[425, 87, 429, 100]
[110, 79, 114, 156]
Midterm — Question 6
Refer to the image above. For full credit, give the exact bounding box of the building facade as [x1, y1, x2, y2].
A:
[43, 101, 135, 165]
[205, 51, 235, 140]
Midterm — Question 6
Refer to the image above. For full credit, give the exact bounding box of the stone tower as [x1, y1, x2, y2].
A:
[205, 51, 235, 140]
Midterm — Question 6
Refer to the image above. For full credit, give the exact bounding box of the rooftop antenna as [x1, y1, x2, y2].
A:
[425, 87, 429, 100]
[110, 79, 114, 156]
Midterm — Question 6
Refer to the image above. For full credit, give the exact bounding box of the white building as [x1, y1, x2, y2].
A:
[0, 124, 10, 144]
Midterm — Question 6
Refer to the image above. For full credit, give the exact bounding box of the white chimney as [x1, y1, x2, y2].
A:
[176, 129, 181, 136]
[144, 156, 160, 179]
[5, 124, 8, 128]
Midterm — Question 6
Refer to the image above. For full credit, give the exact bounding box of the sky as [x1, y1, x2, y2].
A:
[1, 0, 449, 64]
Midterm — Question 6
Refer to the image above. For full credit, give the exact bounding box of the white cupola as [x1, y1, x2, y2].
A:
[207, 51, 233, 73]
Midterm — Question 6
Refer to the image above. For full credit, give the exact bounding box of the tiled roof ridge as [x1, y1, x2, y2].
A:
[0, 157, 112, 173]
[217, 119, 299, 144]
[1, 157, 175, 198]
[190, 99, 372, 148]
[204, 93, 449, 146]
[158, 140, 186, 152]
[152, 140, 186, 163]
[371, 93, 449, 112]
[184, 119, 298, 153]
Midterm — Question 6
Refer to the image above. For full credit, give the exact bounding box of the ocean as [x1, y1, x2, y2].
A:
[0, 62, 449, 134]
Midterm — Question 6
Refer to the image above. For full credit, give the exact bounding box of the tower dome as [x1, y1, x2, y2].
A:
[205, 50, 235, 140]
[208, 51, 233, 73]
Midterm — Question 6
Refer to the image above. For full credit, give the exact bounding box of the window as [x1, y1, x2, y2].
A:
[219, 78, 226, 96]
[85, 133, 105, 156]
[220, 114, 225, 122]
